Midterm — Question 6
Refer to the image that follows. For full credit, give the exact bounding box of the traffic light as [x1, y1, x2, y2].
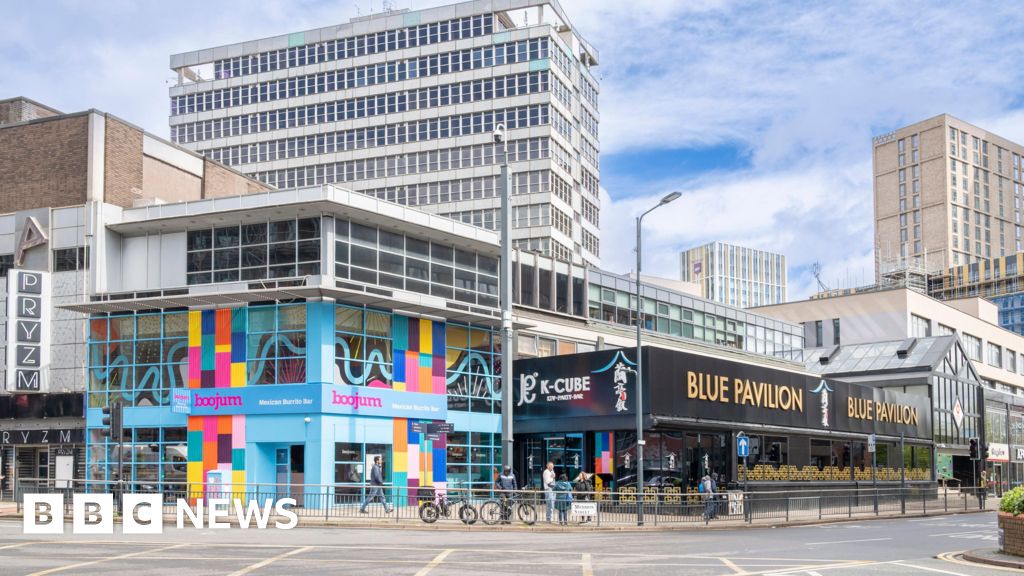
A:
[969, 437, 979, 460]
[983, 444, 990, 461]
[101, 400, 123, 442]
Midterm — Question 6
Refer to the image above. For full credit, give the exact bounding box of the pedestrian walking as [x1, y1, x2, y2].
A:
[359, 455, 393, 514]
[710, 472, 721, 518]
[979, 469, 989, 509]
[495, 466, 518, 524]
[554, 473, 573, 526]
[542, 461, 556, 522]
[701, 474, 715, 524]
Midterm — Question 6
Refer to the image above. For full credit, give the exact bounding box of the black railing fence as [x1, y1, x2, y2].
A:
[13, 479, 998, 527]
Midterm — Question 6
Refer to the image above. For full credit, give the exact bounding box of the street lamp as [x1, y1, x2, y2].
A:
[497, 123, 514, 471]
[634, 190, 682, 526]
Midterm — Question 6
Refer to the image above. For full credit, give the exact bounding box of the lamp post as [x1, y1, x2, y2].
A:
[497, 123, 514, 471]
[634, 190, 682, 526]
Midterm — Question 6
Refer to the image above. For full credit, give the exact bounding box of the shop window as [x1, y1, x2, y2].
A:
[87, 426, 187, 486]
[333, 442, 392, 500]
[247, 305, 307, 385]
[87, 312, 188, 408]
[334, 304, 392, 388]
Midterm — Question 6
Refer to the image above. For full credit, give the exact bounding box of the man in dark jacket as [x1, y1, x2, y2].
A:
[359, 455, 393, 514]
[495, 466, 518, 524]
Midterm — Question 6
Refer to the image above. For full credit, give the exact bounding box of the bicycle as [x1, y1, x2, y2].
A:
[479, 491, 537, 526]
[419, 486, 478, 525]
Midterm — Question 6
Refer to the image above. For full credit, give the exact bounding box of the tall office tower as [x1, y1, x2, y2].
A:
[873, 114, 1024, 278]
[168, 0, 601, 266]
[679, 241, 787, 308]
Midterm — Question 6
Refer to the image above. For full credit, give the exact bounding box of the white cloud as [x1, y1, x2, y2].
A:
[599, 158, 874, 295]
[576, 0, 1024, 299]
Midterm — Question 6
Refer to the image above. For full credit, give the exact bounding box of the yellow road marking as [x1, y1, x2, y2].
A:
[937, 550, 1023, 572]
[27, 543, 187, 576]
[226, 545, 312, 576]
[414, 548, 453, 576]
[581, 552, 593, 576]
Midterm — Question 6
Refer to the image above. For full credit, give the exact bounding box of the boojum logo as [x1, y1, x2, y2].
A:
[193, 392, 243, 411]
[332, 390, 383, 410]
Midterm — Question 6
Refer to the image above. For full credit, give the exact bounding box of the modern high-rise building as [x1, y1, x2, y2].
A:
[679, 241, 786, 308]
[873, 114, 1024, 278]
[167, 0, 601, 267]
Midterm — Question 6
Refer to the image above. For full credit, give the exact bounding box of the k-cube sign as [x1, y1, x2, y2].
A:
[6, 270, 50, 393]
[23, 494, 298, 533]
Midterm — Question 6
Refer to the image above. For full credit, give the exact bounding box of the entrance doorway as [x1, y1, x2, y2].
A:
[275, 445, 305, 505]
[684, 432, 728, 489]
[522, 434, 583, 489]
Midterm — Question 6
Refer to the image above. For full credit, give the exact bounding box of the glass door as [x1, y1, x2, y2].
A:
[36, 450, 49, 481]
[275, 448, 289, 499]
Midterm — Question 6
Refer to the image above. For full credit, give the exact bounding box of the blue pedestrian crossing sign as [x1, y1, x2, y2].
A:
[737, 435, 750, 458]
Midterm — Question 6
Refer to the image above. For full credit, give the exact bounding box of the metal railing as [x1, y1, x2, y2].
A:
[13, 479, 999, 528]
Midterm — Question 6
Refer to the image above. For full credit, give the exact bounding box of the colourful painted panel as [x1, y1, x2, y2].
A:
[186, 308, 247, 497]
[594, 431, 613, 475]
[390, 316, 449, 500]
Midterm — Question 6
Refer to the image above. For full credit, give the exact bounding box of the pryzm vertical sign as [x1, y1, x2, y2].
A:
[6, 271, 50, 393]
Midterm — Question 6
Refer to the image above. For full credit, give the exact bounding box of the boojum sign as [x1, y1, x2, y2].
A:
[23, 494, 298, 534]
[331, 390, 383, 409]
[192, 392, 243, 411]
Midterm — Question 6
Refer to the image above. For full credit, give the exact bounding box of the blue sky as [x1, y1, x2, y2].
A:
[3, 1, 1024, 299]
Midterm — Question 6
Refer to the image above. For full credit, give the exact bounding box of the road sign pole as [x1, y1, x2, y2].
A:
[736, 432, 749, 522]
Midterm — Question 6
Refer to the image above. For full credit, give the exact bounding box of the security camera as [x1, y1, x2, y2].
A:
[493, 123, 506, 143]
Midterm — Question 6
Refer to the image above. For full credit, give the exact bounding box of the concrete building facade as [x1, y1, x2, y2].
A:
[873, 114, 1024, 277]
[168, 0, 601, 267]
[756, 288, 1024, 395]
[679, 241, 787, 308]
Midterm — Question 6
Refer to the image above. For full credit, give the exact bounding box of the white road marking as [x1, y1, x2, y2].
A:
[225, 545, 312, 576]
[719, 556, 748, 574]
[0, 541, 45, 549]
[890, 561, 973, 576]
[805, 537, 892, 546]
[26, 543, 187, 576]
[413, 548, 453, 576]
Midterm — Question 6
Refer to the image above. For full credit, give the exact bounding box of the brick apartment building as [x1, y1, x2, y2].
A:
[0, 96, 271, 213]
[0, 96, 270, 496]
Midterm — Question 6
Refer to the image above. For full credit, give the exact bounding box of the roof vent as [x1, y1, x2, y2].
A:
[818, 345, 839, 365]
[896, 338, 918, 359]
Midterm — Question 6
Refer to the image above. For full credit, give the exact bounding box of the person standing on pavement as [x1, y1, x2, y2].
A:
[542, 461, 556, 523]
[553, 473, 574, 526]
[701, 474, 715, 523]
[573, 471, 594, 524]
[495, 466, 518, 524]
[359, 456, 393, 514]
[979, 469, 989, 509]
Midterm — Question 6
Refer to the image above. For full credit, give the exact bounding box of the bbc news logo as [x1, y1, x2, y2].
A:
[23, 494, 298, 533]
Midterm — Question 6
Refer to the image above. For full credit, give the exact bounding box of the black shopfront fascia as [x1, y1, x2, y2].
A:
[514, 347, 934, 487]
[514, 347, 933, 441]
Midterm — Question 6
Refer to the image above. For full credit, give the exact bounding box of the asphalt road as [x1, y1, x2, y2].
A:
[0, 511, 1007, 575]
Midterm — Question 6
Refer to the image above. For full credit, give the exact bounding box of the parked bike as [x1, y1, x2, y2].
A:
[479, 491, 537, 526]
[419, 486, 478, 525]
